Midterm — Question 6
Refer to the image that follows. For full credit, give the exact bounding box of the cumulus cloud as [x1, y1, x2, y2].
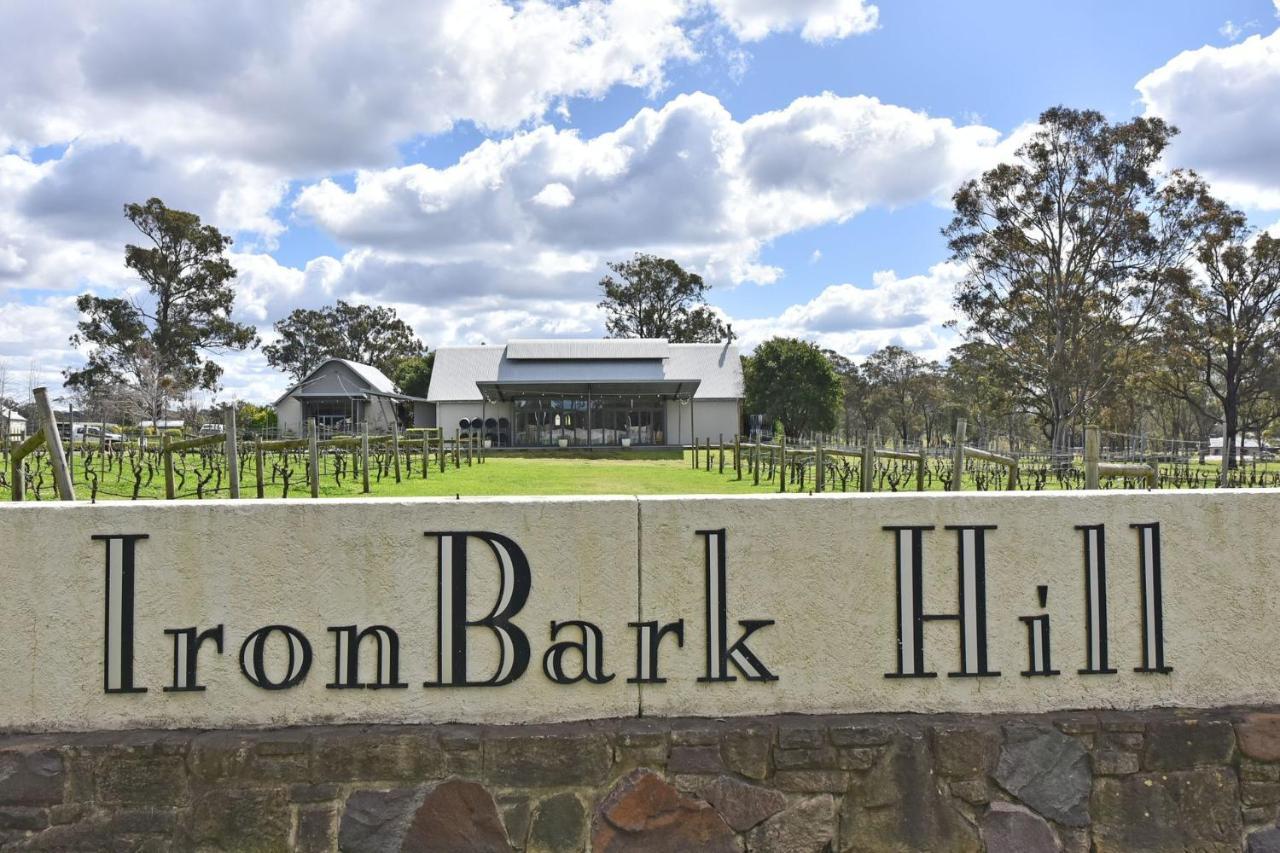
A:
[1137, 28, 1280, 209]
[294, 91, 999, 286]
[729, 261, 965, 362]
[706, 0, 878, 42]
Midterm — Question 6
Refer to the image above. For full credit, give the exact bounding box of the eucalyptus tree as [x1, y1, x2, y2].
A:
[945, 107, 1206, 452]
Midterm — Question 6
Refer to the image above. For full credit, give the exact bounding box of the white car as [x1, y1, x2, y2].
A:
[198, 423, 225, 436]
[72, 424, 124, 444]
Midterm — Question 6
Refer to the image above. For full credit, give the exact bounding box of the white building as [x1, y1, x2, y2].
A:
[274, 358, 427, 435]
[1, 408, 25, 440]
[426, 339, 742, 447]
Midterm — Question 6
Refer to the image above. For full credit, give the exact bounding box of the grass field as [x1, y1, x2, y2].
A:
[12, 446, 1280, 501]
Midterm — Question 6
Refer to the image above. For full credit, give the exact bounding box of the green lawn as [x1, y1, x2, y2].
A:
[11, 446, 1280, 501]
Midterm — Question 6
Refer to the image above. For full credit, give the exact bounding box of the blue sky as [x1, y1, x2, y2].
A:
[2, 0, 1279, 401]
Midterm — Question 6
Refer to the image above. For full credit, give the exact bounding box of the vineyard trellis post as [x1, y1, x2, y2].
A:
[861, 436, 874, 493]
[734, 434, 741, 480]
[307, 418, 320, 498]
[255, 441, 266, 499]
[950, 419, 967, 492]
[917, 447, 927, 492]
[1085, 426, 1100, 490]
[361, 422, 371, 494]
[162, 434, 175, 500]
[815, 438, 824, 493]
[718, 434, 724, 475]
[391, 423, 402, 483]
[34, 388, 75, 500]
[224, 407, 239, 500]
[753, 440, 760, 486]
[421, 434, 429, 478]
[438, 431, 445, 473]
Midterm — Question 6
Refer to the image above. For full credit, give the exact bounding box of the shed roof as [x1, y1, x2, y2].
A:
[274, 358, 423, 405]
[427, 340, 741, 402]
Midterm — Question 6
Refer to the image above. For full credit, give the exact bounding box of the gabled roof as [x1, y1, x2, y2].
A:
[274, 358, 421, 405]
[427, 340, 742, 402]
[0, 407, 25, 422]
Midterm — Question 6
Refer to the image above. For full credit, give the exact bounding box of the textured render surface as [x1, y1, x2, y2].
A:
[0, 490, 1277, 730]
[0, 708, 1273, 850]
[0, 497, 640, 731]
[638, 490, 1280, 717]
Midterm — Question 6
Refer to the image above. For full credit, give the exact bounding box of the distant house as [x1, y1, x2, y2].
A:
[1, 408, 26, 440]
[274, 358, 427, 435]
[426, 338, 742, 447]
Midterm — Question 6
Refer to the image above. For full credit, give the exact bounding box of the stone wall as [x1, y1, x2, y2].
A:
[4, 707, 1280, 851]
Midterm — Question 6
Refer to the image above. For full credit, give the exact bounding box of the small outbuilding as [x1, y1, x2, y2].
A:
[274, 358, 426, 435]
[426, 338, 742, 447]
[1, 407, 26, 441]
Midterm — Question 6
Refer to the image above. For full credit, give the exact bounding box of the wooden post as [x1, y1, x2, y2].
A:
[1009, 455, 1019, 491]
[162, 434, 175, 500]
[692, 436, 698, 469]
[439, 432, 446, 473]
[255, 442, 265, 499]
[1084, 425, 1100, 490]
[705, 438, 711, 472]
[34, 388, 74, 501]
[391, 423, 402, 483]
[950, 419, 967, 492]
[1219, 437, 1231, 489]
[735, 435, 741, 480]
[815, 438, 824, 493]
[753, 441, 760, 486]
[466, 431, 473, 466]
[307, 418, 320, 498]
[361, 422, 371, 494]
[224, 407, 240, 499]
[422, 436, 429, 478]
[861, 435, 874, 493]
[453, 429, 460, 469]
[1148, 459, 1160, 490]
[916, 447, 927, 492]
[718, 434, 724, 474]
[779, 434, 787, 493]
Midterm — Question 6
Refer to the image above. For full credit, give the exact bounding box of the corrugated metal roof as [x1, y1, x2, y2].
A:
[331, 358, 398, 394]
[427, 341, 741, 401]
[505, 339, 670, 360]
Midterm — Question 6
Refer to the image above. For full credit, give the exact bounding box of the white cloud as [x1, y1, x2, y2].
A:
[1137, 28, 1280, 210]
[1219, 20, 1248, 42]
[294, 91, 999, 287]
[706, 0, 878, 42]
[730, 261, 965, 362]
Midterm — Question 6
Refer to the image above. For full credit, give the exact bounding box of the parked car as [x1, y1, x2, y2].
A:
[72, 424, 124, 445]
[198, 423, 226, 436]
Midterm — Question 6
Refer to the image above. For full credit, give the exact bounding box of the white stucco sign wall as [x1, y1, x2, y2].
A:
[0, 491, 1275, 731]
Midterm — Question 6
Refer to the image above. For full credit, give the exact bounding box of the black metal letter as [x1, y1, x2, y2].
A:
[542, 620, 614, 684]
[696, 529, 777, 683]
[93, 533, 149, 694]
[163, 625, 224, 692]
[327, 625, 407, 689]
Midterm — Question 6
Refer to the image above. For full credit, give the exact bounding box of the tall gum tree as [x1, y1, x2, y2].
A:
[66, 198, 258, 419]
[944, 107, 1206, 453]
[1159, 198, 1280, 470]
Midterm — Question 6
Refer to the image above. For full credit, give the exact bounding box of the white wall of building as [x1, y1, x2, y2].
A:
[276, 397, 303, 436]
[665, 398, 740, 447]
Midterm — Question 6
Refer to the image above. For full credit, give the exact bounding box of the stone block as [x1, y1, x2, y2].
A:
[830, 724, 893, 747]
[296, 805, 338, 853]
[1092, 750, 1138, 776]
[1243, 781, 1280, 806]
[498, 795, 532, 849]
[338, 787, 423, 853]
[671, 727, 720, 746]
[842, 735, 980, 852]
[290, 782, 341, 803]
[0, 806, 49, 831]
[981, 801, 1061, 853]
[773, 747, 834, 770]
[1249, 826, 1280, 853]
[1240, 714, 1280, 763]
[1142, 720, 1236, 770]
[528, 792, 586, 853]
[949, 779, 989, 805]
[1244, 760, 1280, 781]
[313, 731, 444, 782]
[590, 769, 738, 853]
[932, 726, 999, 779]
[695, 775, 785, 832]
[1092, 768, 1240, 853]
[777, 726, 824, 749]
[721, 727, 772, 780]
[402, 779, 514, 852]
[0, 747, 63, 806]
[994, 724, 1091, 827]
[96, 750, 188, 807]
[773, 770, 850, 793]
[484, 733, 612, 787]
[668, 744, 724, 774]
[835, 747, 877, 771]
[181, 787, 291, 851]
[1100, 731, 1144, 752]
[746, 794, 835, 853]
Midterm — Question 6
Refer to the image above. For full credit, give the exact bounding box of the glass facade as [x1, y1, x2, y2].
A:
[511, 395, 666, 446]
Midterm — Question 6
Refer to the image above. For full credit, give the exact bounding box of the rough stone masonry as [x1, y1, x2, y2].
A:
[2, 707, 1280, 851]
